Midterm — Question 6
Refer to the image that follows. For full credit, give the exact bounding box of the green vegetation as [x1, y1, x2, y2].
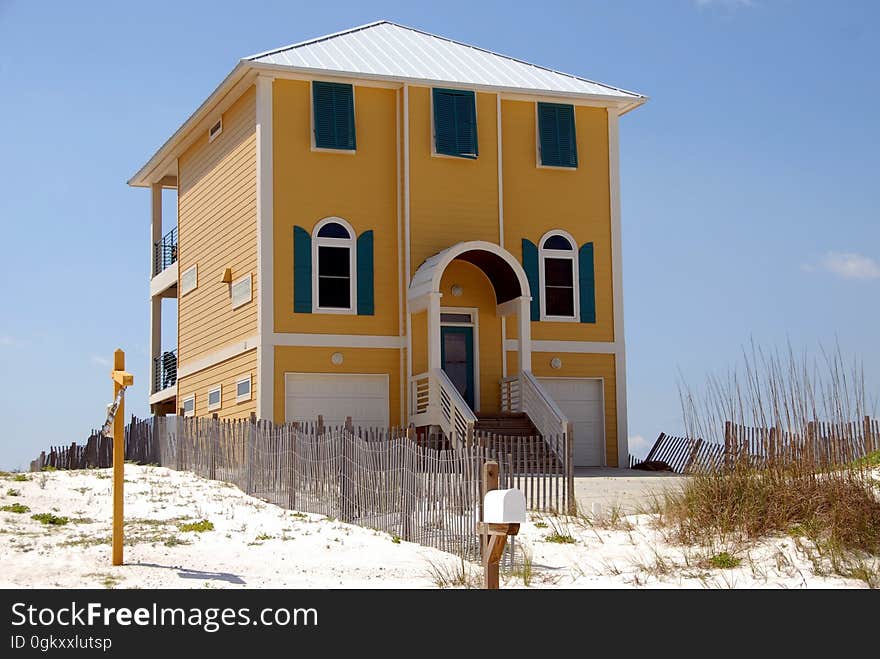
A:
[707, 552, 741, 569]
[853, 451, 880, 468]
[391, 534, 401, 544]
[544, 532, 577, 544]
[6, 488, 21, 497]
[31, 513, 69, 526]
[178, 519, 214, 533]
[1, 503, 30, 514]
[12, 474, 29, 482]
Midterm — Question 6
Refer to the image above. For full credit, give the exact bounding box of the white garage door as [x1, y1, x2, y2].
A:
[285, 373, 389, 429]
[538, 378, 605, 467]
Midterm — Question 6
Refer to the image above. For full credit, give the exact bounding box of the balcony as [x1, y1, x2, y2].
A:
[151, 349, 177, 399]
[151, 227, 178, 297]
[153, 226, 178, 276]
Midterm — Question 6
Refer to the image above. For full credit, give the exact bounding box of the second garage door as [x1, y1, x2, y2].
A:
[538, 378, 605, 467]
[285, 373, 389, 429]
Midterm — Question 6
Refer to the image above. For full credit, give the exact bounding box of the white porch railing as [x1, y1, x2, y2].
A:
[409, 369, 477, 449]
[500, 371, 569, 463]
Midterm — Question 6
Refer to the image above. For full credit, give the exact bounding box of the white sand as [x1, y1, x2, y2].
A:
[0, 465, 875, 589]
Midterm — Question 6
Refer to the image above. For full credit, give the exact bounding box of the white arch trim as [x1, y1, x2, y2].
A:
[312, 216, 355, 239]
[408, 240, 531, 312]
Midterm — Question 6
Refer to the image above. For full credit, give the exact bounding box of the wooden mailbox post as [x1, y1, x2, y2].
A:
[477, 460, 526, 589]
[110, 349, 133, 566]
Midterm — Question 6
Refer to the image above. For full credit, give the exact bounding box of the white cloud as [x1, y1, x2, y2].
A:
[628, 434, 653, 459]
[818, 252, 880, 280]
[90, 355, 112, 367]
[0, 335, 13, 346]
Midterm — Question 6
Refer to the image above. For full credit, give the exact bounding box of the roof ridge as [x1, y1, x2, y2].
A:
[243, 20, 391, 61]
[246, 20, 643, 99]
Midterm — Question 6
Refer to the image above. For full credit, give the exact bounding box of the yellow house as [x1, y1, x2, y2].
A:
[129, 21, 646, 468]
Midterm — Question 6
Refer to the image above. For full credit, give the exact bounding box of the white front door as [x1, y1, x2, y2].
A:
[284, 373, 389, 429]
[538, 377, 605, 467]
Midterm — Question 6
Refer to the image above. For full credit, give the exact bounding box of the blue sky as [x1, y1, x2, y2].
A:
[0, 0, 877, 469]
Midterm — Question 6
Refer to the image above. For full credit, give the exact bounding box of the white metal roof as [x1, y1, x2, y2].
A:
[130, 21, 645, 187]
[248, 20, 644, 102]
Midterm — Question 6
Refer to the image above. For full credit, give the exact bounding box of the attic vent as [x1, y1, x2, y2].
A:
[208, 118, 223, 142]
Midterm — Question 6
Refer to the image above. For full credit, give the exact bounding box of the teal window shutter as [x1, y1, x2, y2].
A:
[293, 226, 312, 313]
[578, 242, 596, 323]
[313, 81, 356, 150]
[433, 88, 478, 159]
[521, 239, 540, 321]
[538, 102, 578, 168]
[356, 230, 374, 316]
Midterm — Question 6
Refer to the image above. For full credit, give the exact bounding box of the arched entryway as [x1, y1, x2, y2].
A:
[409, 241, 533, 414]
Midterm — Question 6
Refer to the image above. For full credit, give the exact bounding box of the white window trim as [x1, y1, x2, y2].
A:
[538, 229, 579, 322]
[180, 264, 198, 297]
[312, 217, 357, 315]
[430, 87, 479, 160]
[440, 306, 480, 411]
[206, 385, 222, 412]
[309, 80, 357, 154]
[535, 103, 579, 171]
[231, 273, 253, 309]
[182, 394, 195, 417]
[235, 375, 252, 403]
[209, 117, 223, 143]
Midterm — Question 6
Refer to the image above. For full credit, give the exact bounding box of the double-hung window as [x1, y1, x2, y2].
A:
[539, 232, 579, 320]
[313, 219, 356, 312]
[312, 81, 356, 151]
[537, 102, 578, 168]
[432, 88, 478, 159]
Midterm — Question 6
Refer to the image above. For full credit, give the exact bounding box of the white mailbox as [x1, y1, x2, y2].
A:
[483, 488, 527, 524]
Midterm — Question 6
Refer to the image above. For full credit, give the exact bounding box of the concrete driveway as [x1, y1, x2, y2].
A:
[572, 468, 687, 515]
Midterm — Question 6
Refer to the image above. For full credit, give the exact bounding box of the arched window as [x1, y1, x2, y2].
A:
[538, 230, 579, 320]
[313, 218, 356, 313]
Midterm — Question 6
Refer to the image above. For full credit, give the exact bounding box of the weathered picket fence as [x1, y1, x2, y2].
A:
[636, 417, 880, 474]
[30, 415, 573, 562]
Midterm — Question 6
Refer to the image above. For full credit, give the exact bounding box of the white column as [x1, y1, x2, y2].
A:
[256, 74, 274, 421]
[518, 295, 532, 372]
[427, 292, 442, 371]
[149, 182, 163, 397]
[608, 107, 628, 467]
[150, 182, 162, 275]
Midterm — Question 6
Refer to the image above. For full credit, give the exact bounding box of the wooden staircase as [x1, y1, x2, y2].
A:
[474, 413, 562, 473]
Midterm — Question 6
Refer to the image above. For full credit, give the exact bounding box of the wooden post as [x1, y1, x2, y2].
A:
[111, 349, 133, 567]
[723, 421, 733, 470]
[865, 416, 873, 456]
[481, 460, 499, 589]
[566, 422, 575, 515]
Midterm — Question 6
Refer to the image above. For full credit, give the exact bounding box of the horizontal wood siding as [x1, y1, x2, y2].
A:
[178, 86, 258, 365]
[178, 349, 258, 419]
[501, 99, 614, 343]
[273, 80, 399, 336]
[408, 87, 499, 274]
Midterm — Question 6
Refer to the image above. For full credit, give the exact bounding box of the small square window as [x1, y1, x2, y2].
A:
[182, 395, 195, 417]
[312, 81, 356, 150]
[235, 376, 252, 403]
[433, 88, 478, 159]
[207, 386, 221, 411]
[537, 102, 578, 168]
[231, 274, 252, 309]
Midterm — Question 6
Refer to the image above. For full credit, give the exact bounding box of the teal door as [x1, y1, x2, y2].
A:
[440, 326, 475, 409]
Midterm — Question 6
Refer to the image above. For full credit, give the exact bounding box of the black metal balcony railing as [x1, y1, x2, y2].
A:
[152, 350, 177, 394]
[152, 227, 178, 277]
